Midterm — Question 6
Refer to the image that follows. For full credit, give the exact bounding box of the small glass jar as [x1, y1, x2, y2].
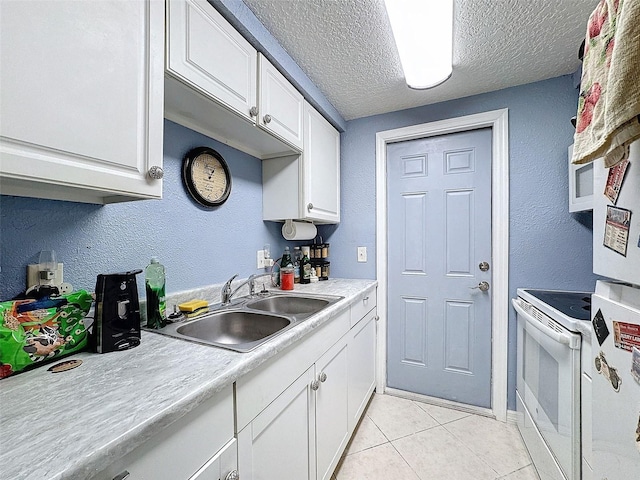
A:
[280, 267, 294, 290]
[321, 243, 330, 259]
[320, 261, 330, 280]
[308, 245, 316, 259]
[313, 244, 323, 259]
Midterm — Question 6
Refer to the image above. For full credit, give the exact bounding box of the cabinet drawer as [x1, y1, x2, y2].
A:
[350, 287, 376, 327]
[236, 309, 350, 431]
[94, 386, 234, 480]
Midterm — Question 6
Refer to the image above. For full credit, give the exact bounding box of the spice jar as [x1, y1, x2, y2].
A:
[320, 261, 330, 280]
[321, 243, 330, 259]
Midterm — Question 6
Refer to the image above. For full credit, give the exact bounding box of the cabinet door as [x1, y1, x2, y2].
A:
[302, 102, 340, 223]
[315, 337, 349, 480]
[348, 308, 377, 432]
[258, 55, 304, 150]
[166, 0, 257, 120]
[0, 0, 164, 204]
[238, 367, 316, 480]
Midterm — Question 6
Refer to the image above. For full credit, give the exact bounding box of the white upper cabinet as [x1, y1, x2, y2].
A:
[258, 54, 304, 150]
[166, 0, 257, 120]
[262, 101, 340, 224]
[302, 102, 341, 223]
[0, 0, 164, 204]
[165, 0, 301, 159]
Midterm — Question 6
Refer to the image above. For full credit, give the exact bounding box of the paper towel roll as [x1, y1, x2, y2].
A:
[282, 220, 317, 240]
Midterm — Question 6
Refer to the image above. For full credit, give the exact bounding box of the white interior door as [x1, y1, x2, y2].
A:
[386, 128, 492, 408]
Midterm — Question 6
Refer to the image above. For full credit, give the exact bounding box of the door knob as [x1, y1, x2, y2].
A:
[249, 106, 258, 117]
[311, 380, 320, 391]
[263, 114, 272, 124]
[470, 281, 490, 292]
[319, 372, 327, 383]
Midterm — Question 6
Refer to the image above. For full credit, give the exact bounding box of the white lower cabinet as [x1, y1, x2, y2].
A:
[348, 307, 377, 432]
[238, 366, 317, 480]
[237, 293, 377, 480]
[315, 337, 350, 480]
[93, 386, 236, 480]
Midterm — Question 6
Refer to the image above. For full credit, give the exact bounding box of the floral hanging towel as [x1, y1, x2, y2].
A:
[572, 0, 640, 167]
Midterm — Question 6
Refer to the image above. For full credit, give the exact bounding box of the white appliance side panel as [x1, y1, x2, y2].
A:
[593, 140, 640, 286]
[591, 283, 640, 480]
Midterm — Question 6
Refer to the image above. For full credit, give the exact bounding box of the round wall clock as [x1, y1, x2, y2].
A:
[181, 147, 232, 208]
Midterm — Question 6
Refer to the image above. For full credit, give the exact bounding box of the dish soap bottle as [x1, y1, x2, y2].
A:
[145, 257, 167, 329]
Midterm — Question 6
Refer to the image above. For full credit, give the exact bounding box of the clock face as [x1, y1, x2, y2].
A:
[182, 147, 231, 207]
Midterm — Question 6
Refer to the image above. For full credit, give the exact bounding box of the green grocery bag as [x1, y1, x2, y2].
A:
[0, 290, 93, 379]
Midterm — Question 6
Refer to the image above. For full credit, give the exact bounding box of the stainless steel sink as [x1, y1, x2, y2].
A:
[245, 295, 332, 317]
[149, 292, 343, 352]
[164, 310, 292, 352]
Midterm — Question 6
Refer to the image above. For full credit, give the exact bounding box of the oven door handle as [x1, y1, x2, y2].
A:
[512, 299, 581, 349]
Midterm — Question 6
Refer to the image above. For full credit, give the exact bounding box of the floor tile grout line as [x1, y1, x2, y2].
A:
[441, 417, 526, 477]
[387, 437, 424, 480]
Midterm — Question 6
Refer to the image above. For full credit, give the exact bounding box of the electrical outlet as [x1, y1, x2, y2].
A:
[27, 263, 64, 289]
[357, 247, 367, 263]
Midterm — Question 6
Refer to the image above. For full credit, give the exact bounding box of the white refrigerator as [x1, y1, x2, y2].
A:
[591, 139, 640, 480]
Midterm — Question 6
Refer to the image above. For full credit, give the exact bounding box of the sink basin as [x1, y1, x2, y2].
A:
[170, 311, 292, 352]
[150, 293, 344, 353]
[246, 295, 332, 317]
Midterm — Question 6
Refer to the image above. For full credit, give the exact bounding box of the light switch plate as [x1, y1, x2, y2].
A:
[357, 247, 367, 263]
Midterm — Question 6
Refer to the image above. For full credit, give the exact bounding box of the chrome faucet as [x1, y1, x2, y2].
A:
[221, 273, 273, 305]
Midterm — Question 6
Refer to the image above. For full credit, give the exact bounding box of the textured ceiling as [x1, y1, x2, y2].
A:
[243, 0, 599, 120]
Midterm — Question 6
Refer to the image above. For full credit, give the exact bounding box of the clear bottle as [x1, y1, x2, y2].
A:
[300, 246, 312, 284]
[293, 246, 301, 284]
[145, 257, 166, 329]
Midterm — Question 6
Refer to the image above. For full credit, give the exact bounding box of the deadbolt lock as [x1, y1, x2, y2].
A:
[479, 261, 490, 272]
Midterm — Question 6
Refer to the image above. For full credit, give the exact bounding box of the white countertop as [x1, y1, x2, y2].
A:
[0, 279, 376, 480]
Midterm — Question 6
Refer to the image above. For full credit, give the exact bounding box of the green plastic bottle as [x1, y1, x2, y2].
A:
[145, 257, 166, 329]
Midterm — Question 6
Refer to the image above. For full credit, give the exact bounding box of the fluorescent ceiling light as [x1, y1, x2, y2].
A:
[384, 0, 454, 89]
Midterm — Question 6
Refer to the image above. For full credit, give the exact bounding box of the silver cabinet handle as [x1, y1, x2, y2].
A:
[225, 470, 240, 480]
[470, 281, 490, 292]
[263, 114, 272, 124]
[307, 203, 314, 211]
[363, 296, 369, 301]
[311, 380, 320, 391]
[147, 166, 164, 180]
[319, 372, 327, 383]
[249, 106, 258, 117]
[113, 472, 130, 480]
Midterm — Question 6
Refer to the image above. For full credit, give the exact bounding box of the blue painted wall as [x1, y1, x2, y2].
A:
[0, 75, 598, 412]
[327, 75, 598, 411]
[0, 120, 285, 300]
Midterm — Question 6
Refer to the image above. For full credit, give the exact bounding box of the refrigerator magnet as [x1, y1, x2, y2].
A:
[592, 308, 610, 346]
[604, 159, 630, 204]
[631, 347, 640, 385]
[613, 320, 640, 352]
[595, 351, 622, 392]
[603, 205, 632, 257]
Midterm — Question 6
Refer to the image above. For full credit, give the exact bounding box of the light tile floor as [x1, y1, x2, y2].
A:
[332, 393, 539, 480]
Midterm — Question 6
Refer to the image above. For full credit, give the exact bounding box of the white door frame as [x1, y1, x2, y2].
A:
[375, 108, 509, 422]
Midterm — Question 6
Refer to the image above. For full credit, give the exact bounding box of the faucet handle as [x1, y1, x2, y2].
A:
[221, 274, 239, 304]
